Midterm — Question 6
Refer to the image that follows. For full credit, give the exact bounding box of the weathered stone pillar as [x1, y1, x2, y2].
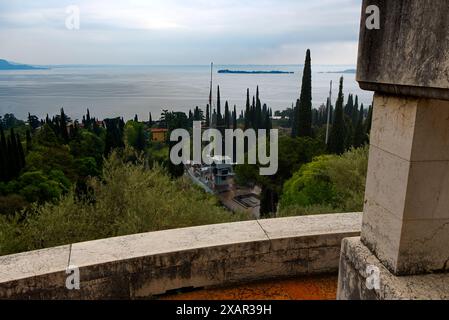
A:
[338, 0, 449, 299]
[363, 94, 449, 275]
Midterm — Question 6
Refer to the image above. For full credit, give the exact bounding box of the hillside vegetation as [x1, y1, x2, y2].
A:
[0, 152, 247, 256]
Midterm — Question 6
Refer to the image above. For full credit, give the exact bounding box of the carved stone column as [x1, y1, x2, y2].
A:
[338, 0, 449, 299]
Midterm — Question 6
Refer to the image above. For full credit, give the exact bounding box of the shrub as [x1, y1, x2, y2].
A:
[0, 152, 248, 256]
[279, 146, 369, 216]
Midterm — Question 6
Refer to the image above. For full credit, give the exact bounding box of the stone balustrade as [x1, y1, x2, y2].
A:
[0, 213, 361, 300]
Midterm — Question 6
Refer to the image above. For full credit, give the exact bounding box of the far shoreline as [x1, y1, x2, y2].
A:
[218, 69, 294, 75]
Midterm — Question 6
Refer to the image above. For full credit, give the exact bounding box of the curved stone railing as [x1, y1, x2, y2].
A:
[0, 213, 361, 299]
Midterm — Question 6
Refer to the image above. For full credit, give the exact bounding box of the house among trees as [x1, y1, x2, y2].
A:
[151, 128, 168, 142]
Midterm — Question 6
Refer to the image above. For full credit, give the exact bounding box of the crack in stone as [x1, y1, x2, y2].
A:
[409, 221, 449, 247]
[67, 244, 73, 267]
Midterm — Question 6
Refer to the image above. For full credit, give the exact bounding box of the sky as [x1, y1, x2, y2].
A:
[0, 0, 362, 65]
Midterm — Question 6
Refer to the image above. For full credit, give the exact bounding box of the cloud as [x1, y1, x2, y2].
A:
[0, 0, 362, 64]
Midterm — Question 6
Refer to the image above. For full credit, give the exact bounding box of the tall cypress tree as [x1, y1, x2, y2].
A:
[233, 105, 237, 130]
[344, 94, 354, 116]
[135, 124, 146, 152]
[224, 101, 230, 129]
[297, 49, 313, 137]
[206, 104, 210, 127]
[244, 89, 250, 130]
[251, 96, 256, 129]
[255, 86, 262, 130]
[216, 86, 222, 126]
[60, 108, 69, 142]
[352, 95, 359, 125]
[329, 77, 346, 154]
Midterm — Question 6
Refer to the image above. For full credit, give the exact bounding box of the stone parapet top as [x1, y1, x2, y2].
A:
[0, 213, 362, 299]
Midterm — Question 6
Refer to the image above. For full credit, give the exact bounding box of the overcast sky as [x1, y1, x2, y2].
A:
[0, 0, 362, 65]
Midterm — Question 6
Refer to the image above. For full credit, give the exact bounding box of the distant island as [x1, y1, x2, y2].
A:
[218, 69, 294, 75]
[320, 69, 356, 74]
[0, 59, 49, 70]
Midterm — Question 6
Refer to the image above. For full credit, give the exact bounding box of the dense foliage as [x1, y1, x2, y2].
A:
[0, 153, 247, 256]
[279, 146, 369, 216]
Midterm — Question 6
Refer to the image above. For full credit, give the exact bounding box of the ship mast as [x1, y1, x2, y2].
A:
[209, 62, 215, 128]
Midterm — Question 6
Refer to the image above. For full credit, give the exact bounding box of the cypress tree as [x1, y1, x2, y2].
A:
[135, 124, 146, 152]
[256, 86, 262, 130]
[119, 118, 125, 133]
[352, 95, 359, 125]
[224, 101, 230, 129]
[216, 86, 222, 126]
[104, 118, 125, 156]
[251, 96, 256, 129]
[232, 105, 237, 163]
[329, 77, 346, 154]
[264, 112, 271, 133]
[212, 109, 217, 128]
[344, 94, 354, 117]
[233, 105, 237, 130]
[60, 108, 69, 142]
[206, 104, 211, 127]
[297, 49, 313, 138]
[149, 112, 153, 126]
[244, 89, 250, 130]
[261, 103, 267, 129]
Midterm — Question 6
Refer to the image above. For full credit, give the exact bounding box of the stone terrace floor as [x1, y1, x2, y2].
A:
[159, 275, 338, 300]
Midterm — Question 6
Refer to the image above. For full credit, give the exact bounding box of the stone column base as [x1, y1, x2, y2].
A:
[337, 237, 449, 300]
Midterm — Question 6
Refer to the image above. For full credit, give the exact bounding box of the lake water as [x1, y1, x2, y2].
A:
[0, 65, 373, 121]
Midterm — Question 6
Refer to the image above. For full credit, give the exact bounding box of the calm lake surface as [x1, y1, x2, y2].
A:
[0, 65, 373, 121]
